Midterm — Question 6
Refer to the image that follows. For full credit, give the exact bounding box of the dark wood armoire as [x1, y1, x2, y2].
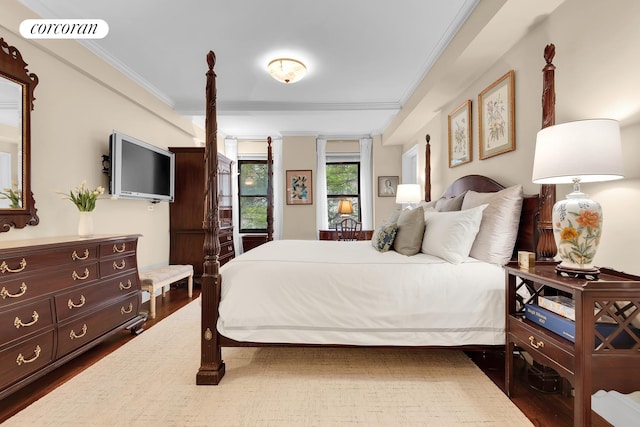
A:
[169, 147, 234, 282]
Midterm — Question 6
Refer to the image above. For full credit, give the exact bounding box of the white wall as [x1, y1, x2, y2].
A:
[0, 2, 204, 270]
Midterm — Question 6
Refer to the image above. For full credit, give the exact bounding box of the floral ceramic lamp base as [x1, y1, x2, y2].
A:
[552, 189, 602, 278]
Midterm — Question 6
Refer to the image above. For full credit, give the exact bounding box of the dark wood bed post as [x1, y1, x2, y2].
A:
[196, 50, 226, 385]
[536, 44, 558, 261]
[424, 134, 431, 202]
[266, 136, 274, 241]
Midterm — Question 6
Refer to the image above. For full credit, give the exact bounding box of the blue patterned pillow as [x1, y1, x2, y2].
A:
[371, 222, 398, 252]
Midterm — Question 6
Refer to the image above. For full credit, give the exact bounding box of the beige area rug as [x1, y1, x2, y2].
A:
[6, 299, 532, 427]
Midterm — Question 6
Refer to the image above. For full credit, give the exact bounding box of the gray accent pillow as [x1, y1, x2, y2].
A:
[371, 222, 398, 252]
[392, 206, 425, 256]
[461, 185, 523, 265]
[435, 192, 466, 212]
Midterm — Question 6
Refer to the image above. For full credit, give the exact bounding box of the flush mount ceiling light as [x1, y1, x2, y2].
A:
[267, 58, 307, 84]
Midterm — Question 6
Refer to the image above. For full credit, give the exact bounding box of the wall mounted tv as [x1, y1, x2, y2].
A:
[109, 131, 175, 202]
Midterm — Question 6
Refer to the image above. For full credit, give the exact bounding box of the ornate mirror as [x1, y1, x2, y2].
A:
[0, 37, 39, 232]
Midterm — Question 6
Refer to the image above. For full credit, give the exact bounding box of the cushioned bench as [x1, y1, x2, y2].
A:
[139, 264, 193, 319]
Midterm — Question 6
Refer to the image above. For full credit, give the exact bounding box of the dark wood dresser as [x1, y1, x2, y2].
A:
[0, 234, 145, 399]
[169, 147, 235, 281]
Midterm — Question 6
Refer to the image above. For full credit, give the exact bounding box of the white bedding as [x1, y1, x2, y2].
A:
[217, 240, 506, 346]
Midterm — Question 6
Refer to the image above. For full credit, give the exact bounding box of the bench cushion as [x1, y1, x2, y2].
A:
[139, 265, 193, 285]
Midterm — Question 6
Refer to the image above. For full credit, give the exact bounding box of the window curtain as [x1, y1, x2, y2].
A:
[315, 138, 328, 234]
[272, 137, 284, 240]
[359, 137, 373, 229]
[224, 137, 242, 255]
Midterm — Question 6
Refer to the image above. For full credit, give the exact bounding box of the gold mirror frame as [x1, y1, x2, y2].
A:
[0, 37, 39, 232]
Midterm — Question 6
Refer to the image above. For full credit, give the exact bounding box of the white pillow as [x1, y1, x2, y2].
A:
[461, 185, 523, 265]
[421, 204, 487, 264]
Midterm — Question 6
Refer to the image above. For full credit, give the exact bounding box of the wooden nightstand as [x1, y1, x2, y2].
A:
[318, 229, 373, 241]
[505, 262, 640, 426]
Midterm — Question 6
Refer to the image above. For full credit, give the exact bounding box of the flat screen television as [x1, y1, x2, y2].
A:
[108, 131, 175, 202]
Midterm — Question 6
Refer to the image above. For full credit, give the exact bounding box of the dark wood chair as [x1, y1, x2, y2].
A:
[337, 218, 362, 241]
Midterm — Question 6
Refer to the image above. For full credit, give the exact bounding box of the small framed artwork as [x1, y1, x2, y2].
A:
[378, 176, 399, 197]
[478, 70, 515, 160]
[448, 100, 472, 168]
[286, 170, 313, 205]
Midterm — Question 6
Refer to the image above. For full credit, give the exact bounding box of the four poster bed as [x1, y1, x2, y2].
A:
[196, 46, 558, 385]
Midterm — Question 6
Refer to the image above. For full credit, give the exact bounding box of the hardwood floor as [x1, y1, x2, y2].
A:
[0, 284, 605, 426]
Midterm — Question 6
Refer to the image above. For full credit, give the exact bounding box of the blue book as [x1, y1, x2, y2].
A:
[524, 303, 639, 348]
[525, 303, 576, 341]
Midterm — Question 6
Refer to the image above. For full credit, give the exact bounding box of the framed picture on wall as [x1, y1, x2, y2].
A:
[448, 100, 472, 168]
[378, 176, 399, 197]
[478, 70, 515, 159]
[286, 170, 313, 205]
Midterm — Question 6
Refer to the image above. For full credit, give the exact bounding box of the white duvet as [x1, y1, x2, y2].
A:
[217, 240, 506, 346]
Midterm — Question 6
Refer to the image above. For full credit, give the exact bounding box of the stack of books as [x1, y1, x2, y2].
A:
[524, 295, 639, 347]
[525, 296, 579, 342]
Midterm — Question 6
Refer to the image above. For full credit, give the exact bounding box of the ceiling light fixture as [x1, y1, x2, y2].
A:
[267, 58, 307, 84]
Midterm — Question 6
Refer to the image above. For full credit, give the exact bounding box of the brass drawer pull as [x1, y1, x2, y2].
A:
[70, 324, 88, 340]
[1, 282, 27, 299]
[120, 303, 133, 315]
[68, 295, 86, 309]
[72, 268, 90, 280]
[1, 258, 27, 274]
[72, 249, 90, 260]
[113, 243, 126, 253]
[119, 279, 132, 290]
[113, 260, 126, 270]
[529, 335, 545, 349]
[16, 345, 41, 365]
[14, 311, 39, 328]
[227, 235, 232, 241]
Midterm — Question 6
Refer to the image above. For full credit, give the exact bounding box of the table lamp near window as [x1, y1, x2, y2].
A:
[395, 184, 421, 209]
[531, 119, 624, 277]
[337, 199, 353, 218]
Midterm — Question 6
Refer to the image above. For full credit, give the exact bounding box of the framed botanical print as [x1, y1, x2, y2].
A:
[448, 100, 472, 168]
[478, 70, 515, 159]
[286, 170, 312, 205]
[377, 176, 399, 197]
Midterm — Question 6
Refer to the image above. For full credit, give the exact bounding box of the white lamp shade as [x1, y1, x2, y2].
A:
[395, 184, 421, 204]
[532, 119, 624, 184]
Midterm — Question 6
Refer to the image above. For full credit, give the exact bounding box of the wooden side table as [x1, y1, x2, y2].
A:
[504, 262, 640, 426]
[318, 229, 373, 241]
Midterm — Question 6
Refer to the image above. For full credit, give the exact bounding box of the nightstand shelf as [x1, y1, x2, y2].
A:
[505, 262, 640, 426]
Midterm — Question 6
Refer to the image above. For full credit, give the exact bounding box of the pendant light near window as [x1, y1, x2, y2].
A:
[267, 58, 307, 84]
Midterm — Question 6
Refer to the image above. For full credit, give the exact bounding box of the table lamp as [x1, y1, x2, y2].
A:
[337, 199, 353, 218]
[395, 184, 421, 209]
[532, 119, 623, 277]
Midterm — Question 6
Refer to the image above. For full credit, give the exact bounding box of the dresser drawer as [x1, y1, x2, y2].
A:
[102, 271, 139, 296]
[0, 330, 55, 390]
[55, 276, 133, 322]
[0, 298, 54, 347]
[509, 316, 575, 374]
[0, 243, 99, 279]
[99, 239, 137, 258]
[218, 229, 233, 245]
[56, 294, 140, 358]
[0, 263, 99, 310]
[99, 254, 137, 279]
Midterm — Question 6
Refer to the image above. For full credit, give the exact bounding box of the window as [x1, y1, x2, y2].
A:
[326, 161, 360, 228]
[238, 160, 268, 232]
